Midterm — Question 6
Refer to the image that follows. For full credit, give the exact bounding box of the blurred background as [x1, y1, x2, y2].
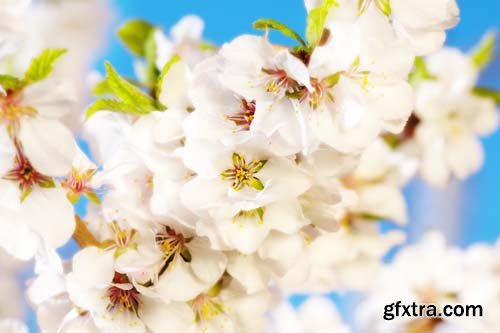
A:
[22, 0, 499, 331]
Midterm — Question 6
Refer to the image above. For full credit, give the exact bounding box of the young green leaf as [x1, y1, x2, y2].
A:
[471, 31, 497, 69]
[86, 62, 166, 118]
[118, 19, 155, 57]
[0, 74, 22, 91]
[23, 48, 67, 84]
[473, 86, 500, 105]
[104, 61, 160, 108]
[92, 79, 114, 96]
[156, 55, 180, 100]
[144, 28, 160, 88]
[253, 18, 306, 47]
[86, 99, 154, 119]
[306, 0, 338, 48]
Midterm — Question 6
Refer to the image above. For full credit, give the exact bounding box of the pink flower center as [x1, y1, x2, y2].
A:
[107, 273, 141, 314]
[262, 68, 302, 99]
[3, 144, 53, 197]
[226, 98, 256, 131]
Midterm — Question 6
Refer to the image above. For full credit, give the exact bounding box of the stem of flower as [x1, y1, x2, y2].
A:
[73, 215, 100, 248]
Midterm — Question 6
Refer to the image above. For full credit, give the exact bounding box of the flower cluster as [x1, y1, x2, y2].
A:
[357, 232, 500, 333]
[0, 0, 110, 261]
[0, 0, 499, 332]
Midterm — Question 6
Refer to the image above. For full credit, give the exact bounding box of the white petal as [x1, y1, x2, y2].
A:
[226, 253, 270, 293]
[368, 80, 414, 134]
[140, 299, 194, 333]
[273, 50, 312, 91]
[0, 218, 38, 260]
[186, 238, 227, 284]
[156, 256, 207, 302]
[446, 135, 484, 180]
[181, 178, 228, 211]
[23, 79, 77, 119]
[258, 231, 305, 263]
[0, 130, 15, 175]
[71, 247, 115, 287]
[19, 187, 75, 249]
[356, 185, 408, 225]
[218, 218, 270, 255]
[158, 60, 191, 110]
[171, 15, 204, 42]
[265, 201, 309, 234]
[19, 118, 76, 176]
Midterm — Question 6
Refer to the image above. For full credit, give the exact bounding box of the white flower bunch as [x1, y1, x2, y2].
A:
[357, 232, 500, 333]
[0, 0, 498, 332]
[383, 33, 500, 187]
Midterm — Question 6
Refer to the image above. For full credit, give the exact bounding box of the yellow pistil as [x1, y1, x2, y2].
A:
[100, 222, 138, 258]
[221, 153, 267, 191]
[190, 294, 225, 323]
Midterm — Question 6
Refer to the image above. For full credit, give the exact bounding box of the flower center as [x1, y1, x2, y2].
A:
[221, 153, 267, 191]
[107, 273, 141, 314]
[3, 144, 54, 200]
[262, 68, 302, 100]
[226, 98, 256, 131]
[0, 90, 36, 136]
[192, 294, 225, 322]
[301, 77, 334, 110]
[156, 226, 186, 261]
[61, 168, 99, 203]
[100, 222, 138, 257]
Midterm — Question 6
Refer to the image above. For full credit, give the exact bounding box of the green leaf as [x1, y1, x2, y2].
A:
[0, 74, 22, 91]
[144, 29, 161, 89]
[156, 55, 180, 100]
[409, 57, 437, 84]
[86, 99, 154, 119]
[103, 62, 165, 111]
[92, 79, 114, 96]
[471, 31, 497, 69]
[23, 48, 67, 84]
[118, 19, 155, 57]
[253, 18, 306, 47]
[473, 86, 500, 105]
[306, 0, 338, 48]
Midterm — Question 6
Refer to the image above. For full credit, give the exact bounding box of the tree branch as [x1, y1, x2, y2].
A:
[73, 215, 100, 248]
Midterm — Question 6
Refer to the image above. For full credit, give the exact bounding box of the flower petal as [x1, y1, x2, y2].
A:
[19, 118, 76, 176]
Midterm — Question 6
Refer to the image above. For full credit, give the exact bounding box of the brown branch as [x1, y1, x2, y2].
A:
[73, 215, 100, 248]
